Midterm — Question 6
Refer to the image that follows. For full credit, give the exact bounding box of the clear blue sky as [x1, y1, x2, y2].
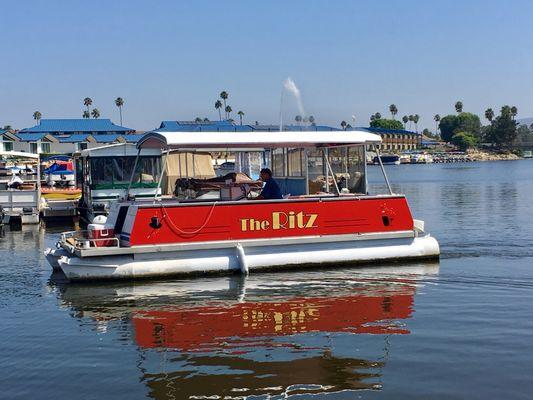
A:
[2, 0, 533, 131]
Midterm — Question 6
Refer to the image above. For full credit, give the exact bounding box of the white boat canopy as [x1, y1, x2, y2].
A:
[137, 130, 382, 150]
[0, 151, 40, 159]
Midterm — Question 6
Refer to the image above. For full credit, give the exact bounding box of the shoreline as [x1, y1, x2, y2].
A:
[466, 149, 522, 162]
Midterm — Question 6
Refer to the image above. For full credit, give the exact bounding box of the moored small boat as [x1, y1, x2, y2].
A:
[373, 154, 400, 165]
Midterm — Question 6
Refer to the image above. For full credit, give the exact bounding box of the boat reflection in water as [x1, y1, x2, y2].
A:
[52, 263, 439, 399]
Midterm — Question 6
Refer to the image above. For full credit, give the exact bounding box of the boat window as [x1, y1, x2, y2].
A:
[346, 146, 366, 193]
[307, 146, 366, 195]
[272, 148, 285, 176]
[287, 148, 304, 177]
[89, 156, 161, 189]
[307, 148, 325, 193]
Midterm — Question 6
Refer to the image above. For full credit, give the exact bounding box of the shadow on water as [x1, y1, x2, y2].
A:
[49, 263, 439, 399]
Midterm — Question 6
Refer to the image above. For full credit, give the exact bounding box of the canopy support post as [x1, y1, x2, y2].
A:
[154, 148, 169, 202]
[374, 146, 393, 195]
[323, 148, 341, 195]
[126, 148, 141, 200]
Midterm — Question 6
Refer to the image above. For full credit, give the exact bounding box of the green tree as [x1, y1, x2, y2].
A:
[340, 120, 347, 130]
[295, 115, 302, 125]
[413, 114, 420, 132]
[485, 108, 494, 122]
[457, 112, 481, 138]
[115, 97, 124, 125]
[389, 104, 398, 119]
[402, 115, 409, 128]
[83, 97, 92, 112]
[439, 112, 481, 142]
[345, 124, 352, 130]
[82, 110, 90, 119]
[455, 101, 463, 113]
[195, 117, 202, 122]
[237, 110, 244, 125]
[487, 105, 518, 148]
[370, 118, 404, 130]
[451, 132, 477, 151]
[511, 106, 518, 119]
[408, 115, 414, 130]
[309, 115, 315, 125]
[33, 111, 42, 123]
[91, 108, 100, 119]
[375, 112, 382, 120]
[215, 100, 223, 121]
[220, 91, 229, 118]
[439, 115, 459, 142]
[224, 105, 232, 119]
[434, 114, 440, 135]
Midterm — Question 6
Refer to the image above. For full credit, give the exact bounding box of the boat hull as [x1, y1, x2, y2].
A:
[54, 234, 439, 281]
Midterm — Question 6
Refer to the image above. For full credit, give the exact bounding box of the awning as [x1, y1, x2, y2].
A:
[137, 130, 382, 150]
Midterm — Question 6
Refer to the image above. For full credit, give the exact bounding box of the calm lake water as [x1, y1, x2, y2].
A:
[2, 161, 533, 399]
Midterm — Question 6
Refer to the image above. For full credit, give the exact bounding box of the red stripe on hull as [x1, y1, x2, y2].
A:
[128, 197, 414, 246]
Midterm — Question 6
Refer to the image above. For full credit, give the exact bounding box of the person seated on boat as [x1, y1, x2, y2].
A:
[257, 168, 283, 200]
[7, 174, 23, 189]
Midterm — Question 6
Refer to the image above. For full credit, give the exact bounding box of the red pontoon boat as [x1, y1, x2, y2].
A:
[45, 130, 439, 281]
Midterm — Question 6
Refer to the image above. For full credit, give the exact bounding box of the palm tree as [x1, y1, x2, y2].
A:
[375, 112, 382, 120]
[33, 111, 42, 123]
[215, 100, 223, 121]
[195, 117, 202, 123]
[413, 114, 420, 132]
[91, 108, 100, 119]
[237, 110, 245, 125]
[115, 97, 124, 125]
[220, 91, 229, 118]
[484, 108, 494, 122]
[389, 104, 398, 119]
[511, 106, 518, 119]
[309, 115, 315, 126]
[340, 120, 347, 130]
[83, 97, 93, 112]
[402, 115, 409, 128]
[345, 124, 352, 130]
[408, 115, 414, 130]
[455, 101, 463, 113]
[295, 115, 302, 125]
[203, 118, 210, 122]
[225, 105, 232, 120]
[82, 110, 90, 119]
[434, 114, 441, 135]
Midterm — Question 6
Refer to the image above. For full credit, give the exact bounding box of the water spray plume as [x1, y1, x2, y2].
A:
[283, 77, 306, 117]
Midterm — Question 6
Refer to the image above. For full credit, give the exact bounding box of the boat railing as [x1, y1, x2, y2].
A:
[60, 230, 120, 252]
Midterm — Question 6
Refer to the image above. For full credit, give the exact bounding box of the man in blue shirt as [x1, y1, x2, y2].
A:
[257, 168, 283, 200]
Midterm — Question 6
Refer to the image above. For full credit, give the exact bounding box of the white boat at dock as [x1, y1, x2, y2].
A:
[0, 151, 41, 225]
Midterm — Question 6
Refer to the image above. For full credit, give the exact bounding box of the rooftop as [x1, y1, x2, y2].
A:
[19, 119, 135, 134]
[16, 133, 57, 142]
[156, 120, 340, 133]
[359, 127, 420, 136]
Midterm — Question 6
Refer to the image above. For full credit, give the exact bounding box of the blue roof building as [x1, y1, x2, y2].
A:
[1, 129, 18, 152]
[19, 119, 135, 135]
[155, 120, 340, 133]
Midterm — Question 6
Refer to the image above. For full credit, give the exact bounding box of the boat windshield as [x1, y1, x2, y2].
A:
[90, 156, 161, 190]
